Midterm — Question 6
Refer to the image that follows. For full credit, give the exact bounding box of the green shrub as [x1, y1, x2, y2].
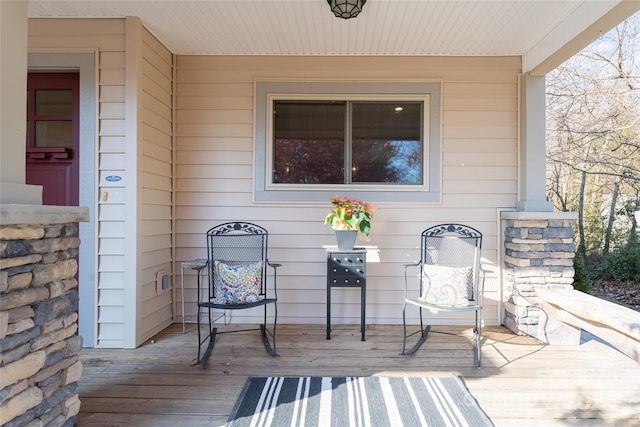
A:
[592, 242, 640, 282]
[573, 256, 592, 293]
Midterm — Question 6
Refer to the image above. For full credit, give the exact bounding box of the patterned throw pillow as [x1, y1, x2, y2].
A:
[214, 261, 263, 305]
[420, 264, 472, 307]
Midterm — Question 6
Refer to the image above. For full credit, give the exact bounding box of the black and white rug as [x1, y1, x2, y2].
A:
[226, 375, 494, 427]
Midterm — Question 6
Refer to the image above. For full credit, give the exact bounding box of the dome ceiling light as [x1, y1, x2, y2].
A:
[327, 0, 366, 20]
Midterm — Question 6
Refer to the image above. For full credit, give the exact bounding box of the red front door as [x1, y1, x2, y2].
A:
[26, 73, 79, 206]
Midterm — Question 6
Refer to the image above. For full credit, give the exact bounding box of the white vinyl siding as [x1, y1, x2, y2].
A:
[29, 18, 128, 348]
[175, 56, 519, 327]
[28, 18, 175, 348]
[139, 29, 174, 341]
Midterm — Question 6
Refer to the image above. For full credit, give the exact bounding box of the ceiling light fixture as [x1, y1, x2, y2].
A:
[327, 0, 366, 20]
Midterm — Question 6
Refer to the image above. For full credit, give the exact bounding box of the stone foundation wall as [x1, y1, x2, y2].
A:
[1, 209, 87, 427]
[501, 212, 578, 339]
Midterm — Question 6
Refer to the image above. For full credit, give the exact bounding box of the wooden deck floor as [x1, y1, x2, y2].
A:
[77, 324, 639, 426]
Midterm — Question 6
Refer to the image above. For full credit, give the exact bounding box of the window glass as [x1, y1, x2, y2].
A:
[352, 102, 422, 184]
[273, 102, 345, 184]
[35, 121, 72, 147]
[273, 100, 423, 185]
[35, 90, 73, 116]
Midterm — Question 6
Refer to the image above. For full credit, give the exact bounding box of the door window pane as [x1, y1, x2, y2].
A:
[35, 121, 72, 147]
[35, 90, 73, 116]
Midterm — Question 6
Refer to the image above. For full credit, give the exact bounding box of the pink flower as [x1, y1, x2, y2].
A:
[324, 195, 374, 237]
[362, 202, 376, 213]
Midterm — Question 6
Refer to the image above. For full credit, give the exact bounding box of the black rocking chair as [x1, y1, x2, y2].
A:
[195, 222, 280, 365]
[401, 224, 486, 368]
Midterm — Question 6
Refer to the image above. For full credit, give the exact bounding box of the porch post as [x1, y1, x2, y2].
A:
[501, 73, 578, 338]
[0, 0, 42, 204]
[517, 72, 554, 212]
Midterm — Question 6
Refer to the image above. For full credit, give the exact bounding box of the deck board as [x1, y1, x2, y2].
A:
[76, 324, 640, 426]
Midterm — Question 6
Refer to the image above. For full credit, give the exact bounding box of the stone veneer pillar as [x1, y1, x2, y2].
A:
[1, 205, 89, 427]
[500, 212, 578, 339]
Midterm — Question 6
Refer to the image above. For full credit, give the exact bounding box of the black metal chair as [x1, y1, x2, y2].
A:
[401, 224, 485, 368]
[195, 222, 280, 365]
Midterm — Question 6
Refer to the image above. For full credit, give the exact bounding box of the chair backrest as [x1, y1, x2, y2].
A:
[420, 224, 483, 302]
[206, 222, 269, 299]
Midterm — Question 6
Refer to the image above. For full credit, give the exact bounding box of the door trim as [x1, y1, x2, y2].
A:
[28, 51, 97, 347]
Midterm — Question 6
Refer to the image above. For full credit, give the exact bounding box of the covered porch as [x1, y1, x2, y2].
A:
[77, 324, 640, 426]
[1, 1, 640, 424]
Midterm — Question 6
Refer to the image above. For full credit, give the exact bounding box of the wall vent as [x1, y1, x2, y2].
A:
[156, 270, 171, 295]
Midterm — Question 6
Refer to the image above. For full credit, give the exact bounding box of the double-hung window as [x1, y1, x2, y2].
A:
[255, 81, 441, 203]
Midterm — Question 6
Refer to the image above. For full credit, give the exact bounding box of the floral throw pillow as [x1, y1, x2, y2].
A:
[420, 264, 472, 307]
[214, 261, 263, 305]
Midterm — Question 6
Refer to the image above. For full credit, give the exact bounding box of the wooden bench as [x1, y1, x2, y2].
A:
[537, 287, 640, 363]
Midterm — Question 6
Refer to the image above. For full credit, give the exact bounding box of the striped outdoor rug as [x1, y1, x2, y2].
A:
[226, 375, 494, 427]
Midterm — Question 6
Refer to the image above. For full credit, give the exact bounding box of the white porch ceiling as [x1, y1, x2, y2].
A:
[28, 0, 640, 73]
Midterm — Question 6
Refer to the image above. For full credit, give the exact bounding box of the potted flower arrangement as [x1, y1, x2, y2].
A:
[324, 195, 375, 250]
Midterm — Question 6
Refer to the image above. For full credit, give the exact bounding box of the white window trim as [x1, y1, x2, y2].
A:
[254, 81, 441, 203]
[267, 94, 429, 191]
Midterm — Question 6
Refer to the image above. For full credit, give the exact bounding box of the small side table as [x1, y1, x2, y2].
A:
[326, 248, 367, 341]
[180, 259, 208, 333]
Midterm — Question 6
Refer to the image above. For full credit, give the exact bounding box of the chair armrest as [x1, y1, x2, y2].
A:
[403, 261, 421, 268]
[403, 261, 421, 277]
[476, 264, 493, 306]
[479, 264, 495, 274]
[267, 260, 281, 269]
[265, 259, 280, 298]
[403, 261, 422, 296]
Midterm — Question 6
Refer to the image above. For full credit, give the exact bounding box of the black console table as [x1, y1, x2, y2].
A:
[326, 248, 367, 341]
